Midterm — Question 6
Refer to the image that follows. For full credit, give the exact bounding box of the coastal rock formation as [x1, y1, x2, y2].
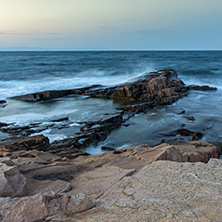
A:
[135, 140, 220, 163]
[91, 69, 186, 106]
[84, 159, 222, 222]
[0, 139, 222, 221]
[0, 192, 94, 222]
[50, 112, 123, 157]
[0, 135, 50, 152]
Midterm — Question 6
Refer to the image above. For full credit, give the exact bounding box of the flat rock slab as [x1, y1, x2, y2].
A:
[68, 166, 136, 199]
[68, 159, 222, 221]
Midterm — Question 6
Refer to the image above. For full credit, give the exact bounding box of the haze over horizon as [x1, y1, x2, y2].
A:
[1, 0, 222, 50]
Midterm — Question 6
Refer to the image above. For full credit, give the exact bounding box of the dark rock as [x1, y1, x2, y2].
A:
[192, 132, 203, 141]
[0, 135, 50, 152]
[177, 129, 193, 136]
[122, 124, 130, 127]
[51, 117, 69, 122]
[50, 113, 123, 156]
[185, 116, 195, 121]
[10, 85, 104, 102]
[101, 146, 116, 151]
[189, 85, 217, 91]
[0, 100, 6, 104]
[33, 171, 74, 182]
[177, 109, 185, 114]
[0, 123, 8, 127]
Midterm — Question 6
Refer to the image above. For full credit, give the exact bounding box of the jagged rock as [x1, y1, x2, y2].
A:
[134, 141, 221, 163]
[51, 113, 123, 152]
[0, 163, 26, 197]
[0, 192, 94, 222]
[0, 135, 50, 152]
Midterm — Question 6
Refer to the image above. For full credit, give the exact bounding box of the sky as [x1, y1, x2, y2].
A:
[0, 0, 222, 50]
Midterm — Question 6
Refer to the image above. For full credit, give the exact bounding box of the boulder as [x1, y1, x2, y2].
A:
[0, 163, 26, 197]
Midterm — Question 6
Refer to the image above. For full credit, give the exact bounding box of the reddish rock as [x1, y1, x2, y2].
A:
[0, 192, 94, 222]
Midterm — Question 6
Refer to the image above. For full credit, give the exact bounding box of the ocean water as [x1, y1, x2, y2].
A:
[0, 51, 222, 154]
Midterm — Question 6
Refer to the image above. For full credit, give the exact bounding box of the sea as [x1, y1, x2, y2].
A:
[0, 51, 222, 154]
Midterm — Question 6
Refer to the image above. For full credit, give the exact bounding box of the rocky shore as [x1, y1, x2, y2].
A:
[0, 69, 221, 221]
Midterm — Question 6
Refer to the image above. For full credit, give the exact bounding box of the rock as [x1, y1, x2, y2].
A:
[177, 128, 193, 136]
[101, 146, 116, 151]
[0, 122, 8, 127]
[192, 131, 203, 141]
[50, 113, 123, 153]
[51, 117, 69, 122]
[185, 116, 195, 121]
[85, 159, 222, 222]
[10, 85, 103, 101]
[134, 141, 221, 163]
[0, 163, 27, 197]
[0, 100, 6, 104]
[0, 157, 14, 166]
[0, 135, 50, 152]
[176, 128, 203, 140]
[189, 85, 217, 91]
[0, 192, 94, 222]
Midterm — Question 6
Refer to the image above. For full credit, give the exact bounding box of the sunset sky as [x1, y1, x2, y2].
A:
[1, 0, 222, 50]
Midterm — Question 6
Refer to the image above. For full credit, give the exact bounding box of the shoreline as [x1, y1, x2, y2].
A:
[1, 69, 222, 221]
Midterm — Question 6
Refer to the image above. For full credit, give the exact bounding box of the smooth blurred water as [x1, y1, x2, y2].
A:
[0, 51, 222, 153]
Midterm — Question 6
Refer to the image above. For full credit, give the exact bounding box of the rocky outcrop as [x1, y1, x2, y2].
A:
[0, 140, 222, 221]
[0, 192, 94, 222]
[0, 135, 50, 152]
[91, 69, 186, 106]
[135, 141, 221, 163]
[50, 112, 123, 156]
